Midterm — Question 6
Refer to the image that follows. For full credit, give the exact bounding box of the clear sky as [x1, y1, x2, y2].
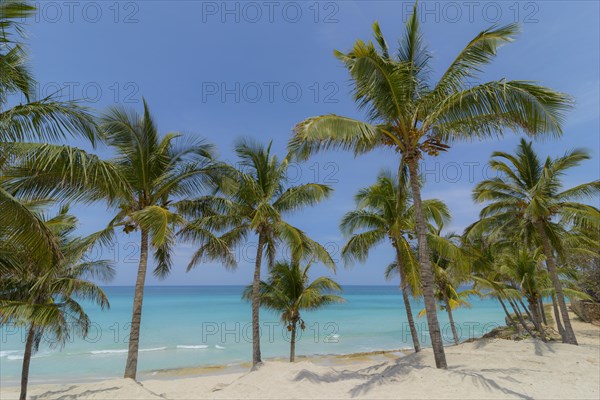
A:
[25, 0, 599, 285]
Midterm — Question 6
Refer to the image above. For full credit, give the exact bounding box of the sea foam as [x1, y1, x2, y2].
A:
[90, 347, 166, 355]
[90, 349, 128, 355]
[0, 350, 19, 358]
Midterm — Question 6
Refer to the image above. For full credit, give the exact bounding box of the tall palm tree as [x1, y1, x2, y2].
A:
[0, 205, 113, 400]
[243, 260, 344, 362]
[101, 103, 222, 379]
[6, 101, 222, 379]
[340, 168, 449, 352]
[288, 4, 571, 367]
[471, 139, 599, 344]
[0, 1, 99, 266]
[181, 139, 334, 367]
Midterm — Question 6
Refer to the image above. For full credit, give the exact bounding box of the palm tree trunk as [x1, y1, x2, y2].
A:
[518, 298, 535, 324]
[528, 298, 547, 342]
[290, 322, 297, 362]
[508, 298, 536, 338]
[443, 293, 459, 345]
[539, 298, 548, 325]
[407, 158, 447, 368]
[124, 229, 149, 380]
[552, 294, 565, 336]
[498, 296, 517, 329]
[395, 246, 420, 352]
[535, 222, 577, 345]
[251, 232, 265, 367]
[19, 324, 35, 400]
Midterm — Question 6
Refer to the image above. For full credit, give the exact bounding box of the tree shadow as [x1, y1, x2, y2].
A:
[29, 386, 77, 399]
[534, 340, 556, 356]
[294, 352, 430, 397]
[472, 339, 491, 349]
[294, 351, 535, 399]
[31, 386, 120, 400]
[447, 369, 534, 400]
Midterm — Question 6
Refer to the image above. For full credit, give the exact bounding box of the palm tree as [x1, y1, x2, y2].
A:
[6, 101, 222, 379]
[463, 234, 532, 335]
[100, 102, 223, 379]
[288, 3, 571, 367]
[498, 248, 548, 336]
[181, 139, 334, 367]
[425, 227, 475, 345]
[0, 1, 99, 267]
[471, 139, 599, 345]
[243, 260, 344, 362]
[340, 168, 449, 352]
[0, 205, 113, 400]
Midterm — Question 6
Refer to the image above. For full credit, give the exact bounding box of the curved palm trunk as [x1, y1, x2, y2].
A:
[498, 297, 517, 329]
[19, 324, 35, 400]
[124, 229, 149, 380]
[551, 294, 565, 336]
[535, 222, 577, 345]
[251, 232, 265, 367]
[527, 297, 547, 342]
[443, 293, 460, 345]
[407, 158, 447, 368]
[508, 298, 536, 338]
[518, 298, 535, 324]
[289, 322, 297, 362]
[539, 298, 548, 326]
[395, 246, 420, 352]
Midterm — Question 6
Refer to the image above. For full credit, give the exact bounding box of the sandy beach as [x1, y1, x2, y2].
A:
[2, 314, 598, 400]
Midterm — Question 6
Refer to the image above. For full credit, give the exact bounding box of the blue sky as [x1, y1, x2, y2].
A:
[25, 1, 599, 285]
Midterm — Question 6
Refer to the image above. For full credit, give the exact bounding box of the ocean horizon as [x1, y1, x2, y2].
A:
[0, 285, 506, 385]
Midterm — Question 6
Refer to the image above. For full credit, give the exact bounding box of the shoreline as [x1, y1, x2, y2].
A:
[2, 313, 598, 399]
[0, 315, 600, 400]
[0, 347, 415, 387]
[143, 347, 413, 380]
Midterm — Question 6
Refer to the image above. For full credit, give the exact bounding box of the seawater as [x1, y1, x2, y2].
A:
[0, 286, 505, 384]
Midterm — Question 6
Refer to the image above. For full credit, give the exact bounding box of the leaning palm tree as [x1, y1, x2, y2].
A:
[498, 247, 549, 336]
[464, 234, 528, 333]
[427, 228, 472, 345]
[243, 260, 344, 362]
[6, 101, 222, 380]
[180, 139, 334, 367]
[0, 205, 113, 400]
[341, 168, 449, 352]
[470, 139, 599, 344]
[0, 0, 99, 266]
[288, 3, 571, 367]
[417, 284, 476, 345]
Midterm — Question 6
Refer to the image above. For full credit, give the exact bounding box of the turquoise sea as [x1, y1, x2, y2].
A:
[0, 286, 505, 385]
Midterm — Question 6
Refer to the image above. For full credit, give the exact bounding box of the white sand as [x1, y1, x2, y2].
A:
[2, 315, 598, 399]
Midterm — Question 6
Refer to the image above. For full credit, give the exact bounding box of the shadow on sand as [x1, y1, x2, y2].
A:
[31, 386, 120, 400]
[294, 350, 534, 399]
